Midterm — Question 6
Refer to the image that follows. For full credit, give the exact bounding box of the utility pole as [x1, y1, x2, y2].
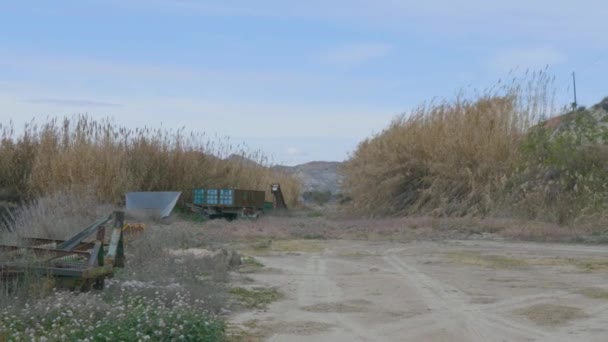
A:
[571, 71, 578, 111]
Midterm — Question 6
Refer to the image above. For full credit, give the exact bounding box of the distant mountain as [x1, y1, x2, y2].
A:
[225, 154, 261, 167]
[273, 161, 343, 194]
[224, 154, 344, 195]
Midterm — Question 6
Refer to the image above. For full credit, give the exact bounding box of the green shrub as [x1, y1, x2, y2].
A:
[512, 110, 608, 222]
[302, 191, 332, 206]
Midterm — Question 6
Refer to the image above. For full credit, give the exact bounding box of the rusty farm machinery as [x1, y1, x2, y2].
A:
[0, 211, 127, 291]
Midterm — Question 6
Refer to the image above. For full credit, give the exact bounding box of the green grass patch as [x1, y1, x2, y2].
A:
[579, 287, 608, 299]
[306, 210, 324, 218]
[252, 240, 273, 250]
[573, 259, 608, 272]
[516, 304, 586, 326]
[530, 257, 608, 272]
[230, 287, 282, 309]
[301, 233, 327, 240]
[241, 239, 325, 256]
[270, 240, 324, 253]
[238, 256, 265, 274]
[175, 207, 208, 223]
[337, 251, 379, 258]
[241, 256, 264, 268]
[448, 251, 528, 269]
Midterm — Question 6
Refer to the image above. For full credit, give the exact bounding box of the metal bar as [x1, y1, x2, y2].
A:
[5, 265, 115, 278]
[21, 238, 95, 251]
[271, 183, 288, 209]
[21, 237, 64, 245]
[88, 241, 103, 267]
[0, 245, 92, 258]
[57, 215, 112, 251]
[105, 211, 125, 267]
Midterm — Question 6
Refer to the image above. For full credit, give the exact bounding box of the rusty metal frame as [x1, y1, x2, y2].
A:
[0, 211, 126, 290]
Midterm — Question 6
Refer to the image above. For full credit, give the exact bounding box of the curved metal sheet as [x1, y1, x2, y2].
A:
[125, 191, 181, 218]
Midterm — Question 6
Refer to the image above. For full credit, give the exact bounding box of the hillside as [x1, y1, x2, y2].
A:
[544, 97, 608, 131]
[274, 161, 343, 195]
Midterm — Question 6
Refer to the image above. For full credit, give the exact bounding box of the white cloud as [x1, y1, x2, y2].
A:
[489, 47, 567, 72]
[319, 43, 392, 68]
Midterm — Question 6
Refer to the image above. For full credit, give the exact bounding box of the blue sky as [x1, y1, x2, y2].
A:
[1, 0, 608, 165]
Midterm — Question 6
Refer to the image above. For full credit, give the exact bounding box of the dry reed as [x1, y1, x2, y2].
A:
[0, 115, 300, 207]
[342, 72, 554, 217]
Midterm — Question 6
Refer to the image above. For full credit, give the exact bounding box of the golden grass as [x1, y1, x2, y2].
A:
[342, 73, 553, 217]
[0, 115, 300, 207]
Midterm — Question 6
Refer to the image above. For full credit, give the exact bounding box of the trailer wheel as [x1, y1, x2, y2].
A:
[93, 277, 105, 290]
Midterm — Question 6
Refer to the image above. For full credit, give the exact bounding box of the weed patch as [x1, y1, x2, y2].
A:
[573, 259, 608, 272]
[238, 256, 265, 274]
[516, 304, 586, 326]
[230, 287, 282, 309]
[0, 290, 226, 341]
[448, 252, 528, 269]
[579, 288, 608, 299]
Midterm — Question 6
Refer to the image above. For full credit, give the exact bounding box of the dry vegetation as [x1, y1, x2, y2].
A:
[0, 195, 245, 341]
[0, 112, 302, 340]
[343, 73, 608, 226]
[0, 115, 299, 208]
[3, 74, 608, 340]
[170, 211, 601, 245]
[516, 304, 587, 326]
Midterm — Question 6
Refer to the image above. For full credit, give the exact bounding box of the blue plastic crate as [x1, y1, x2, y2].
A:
[219, 189, 234, 206]
[206, 189, 219, 205]
[193, 188, 205, 205]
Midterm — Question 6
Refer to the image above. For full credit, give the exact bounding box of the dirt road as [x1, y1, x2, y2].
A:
[231, 239, 608, 341]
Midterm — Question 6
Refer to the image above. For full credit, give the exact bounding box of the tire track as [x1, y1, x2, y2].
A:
[384, 254, 547, 341]
[271, 255, 380, 342]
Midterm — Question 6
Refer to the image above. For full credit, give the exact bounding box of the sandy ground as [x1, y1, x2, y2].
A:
[231, 239, 608, 341]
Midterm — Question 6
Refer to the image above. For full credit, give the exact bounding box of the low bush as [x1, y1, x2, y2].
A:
[302, 191, 332, 206]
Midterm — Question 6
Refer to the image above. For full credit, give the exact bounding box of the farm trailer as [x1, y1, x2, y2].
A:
[187, 184, 288, 220]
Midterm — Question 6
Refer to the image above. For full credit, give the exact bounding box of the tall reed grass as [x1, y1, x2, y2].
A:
[0, 115, 300, 207]
[343, 72, 554, 217]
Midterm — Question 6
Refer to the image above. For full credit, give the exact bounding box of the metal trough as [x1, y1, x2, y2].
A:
[126, 191, 181, 218]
